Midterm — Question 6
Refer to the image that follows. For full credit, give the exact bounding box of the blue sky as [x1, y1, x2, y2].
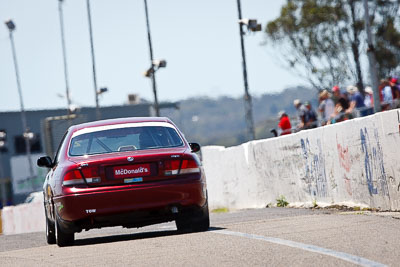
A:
[0, 0, 303, 111]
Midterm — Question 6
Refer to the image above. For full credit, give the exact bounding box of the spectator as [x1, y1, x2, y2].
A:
[390, 77, 400, 108]
[318, 90, 335, 125]
[364, 86, 374, 108]
[304, 101, 318, 129]
[380, 79, 393, 111]
[362, 86, 375, 116]
[378, 79, 391, 110]
[277, 111, 292, 136]
[331, 85, 341, 105]
[382, 80, 393, 102]
[346, 85, 367, 117]
[329, 86, 350, 123]
[390, 77, 400, 99]
[331, 86, 349, 110]
[293, 99, 307, 130]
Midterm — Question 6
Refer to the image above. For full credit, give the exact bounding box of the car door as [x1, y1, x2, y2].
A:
[44, 131, 68, 221]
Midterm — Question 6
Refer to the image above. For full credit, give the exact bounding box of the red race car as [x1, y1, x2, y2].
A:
[37, 117, 209, 247]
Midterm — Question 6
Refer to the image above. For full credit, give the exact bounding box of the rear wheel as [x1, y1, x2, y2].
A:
[176, 201, 210, 232]
[45, 215, 56, 244]
[175, 217, 191, 232]
[192, 202, 210, 232]
[55, 217, 74, 247]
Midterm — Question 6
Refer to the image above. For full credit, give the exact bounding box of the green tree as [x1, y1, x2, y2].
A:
[265, 0, 400, 92]
[373, 1, 400, 78]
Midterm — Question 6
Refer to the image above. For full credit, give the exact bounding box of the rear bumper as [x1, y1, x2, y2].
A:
[54, 176, 207, 232]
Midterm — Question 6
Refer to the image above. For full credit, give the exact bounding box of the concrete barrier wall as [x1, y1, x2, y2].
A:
[203, 109, 400, 211]
[1, 202, 45, 235]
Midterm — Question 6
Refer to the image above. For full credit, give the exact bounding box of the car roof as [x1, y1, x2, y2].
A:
[69, 117, 173, 133]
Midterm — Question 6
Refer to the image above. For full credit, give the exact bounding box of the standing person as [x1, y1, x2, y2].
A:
[293, 99, 307, 130]
[380, 79, 393, 110]
[378, 79, 387, 110]
[364, 86, 374, 108]
[277, 111, 292, 136]
[383, 80, 393, 102]
[304, 102, 318, 129]
[318, 90, 335, 125]
[332, 85, 349, 111]
[330, 86, 350, 123]
[363, 86, 374, 116]
[331, 86, 341, 104]
[390, 77, 400, 108]
[346, 85, 367, 117]
[390, 78, 400, 99]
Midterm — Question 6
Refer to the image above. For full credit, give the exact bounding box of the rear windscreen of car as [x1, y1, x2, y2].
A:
[69, 126, 184, 156]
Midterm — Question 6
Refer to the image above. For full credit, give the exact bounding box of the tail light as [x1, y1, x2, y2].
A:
[163, 159, 200, 176]
[63, 166, 100, 186]
[180, 159, 200, 174]
[164, 160, 181, 176]
[63, 170, 85, 186]
[80, 167, 101, 184]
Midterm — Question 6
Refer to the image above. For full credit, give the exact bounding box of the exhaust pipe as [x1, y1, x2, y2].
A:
[171, 206, 179, 214]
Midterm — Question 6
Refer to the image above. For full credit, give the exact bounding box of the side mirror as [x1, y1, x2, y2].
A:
[189, 143, 201, 153]
[37, 156, 54, 168]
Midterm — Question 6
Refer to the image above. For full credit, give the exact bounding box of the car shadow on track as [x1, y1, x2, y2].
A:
[73, 227, 225, 247]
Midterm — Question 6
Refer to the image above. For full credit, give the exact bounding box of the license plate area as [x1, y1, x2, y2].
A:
[112, 163, 152, 179]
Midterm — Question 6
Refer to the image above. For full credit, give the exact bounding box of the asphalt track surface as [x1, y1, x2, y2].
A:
[0, 208, 399, 266]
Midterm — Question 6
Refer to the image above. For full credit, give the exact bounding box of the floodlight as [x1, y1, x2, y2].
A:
[143, 67, 154, 77]
[239, 18, 262, 32]
[5, 19, 15, 31]
[23, 131, 34, 140]
[152, 59, 167, 68]
[251, 23, 261, 32]
[97, 87, 108, 95]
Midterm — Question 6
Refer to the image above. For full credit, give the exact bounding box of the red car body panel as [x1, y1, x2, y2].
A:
[55, 176, 205, 222]
[42, 117, 208, 234]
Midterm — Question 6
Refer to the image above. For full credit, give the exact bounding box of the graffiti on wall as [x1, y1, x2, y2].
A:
[343, 175, 352, 196]
[360, 128, 389, 196]
[337, 139, 351, 172]
[300, 138, 328, 198]
[336, 136, 353, 196]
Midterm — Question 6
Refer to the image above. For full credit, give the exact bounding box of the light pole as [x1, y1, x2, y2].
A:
[236, 0, 261, 141]
[5, 19, 35, 191]
[97, 87, 108, 105]
[0, 152, 6, 206]
[143, 59, 167, 116]
[58, 0, 72, 114]
[143, 0, 161, 117]
[0, 130, 7, 206]
[362, 0, 381, 113]
[86, 0, 101, 120]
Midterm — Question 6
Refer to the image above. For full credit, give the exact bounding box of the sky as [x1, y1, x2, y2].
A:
[0, 0, 303, 112]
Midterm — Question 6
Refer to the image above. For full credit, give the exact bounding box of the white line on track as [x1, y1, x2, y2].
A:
[213, 230, 387, 267]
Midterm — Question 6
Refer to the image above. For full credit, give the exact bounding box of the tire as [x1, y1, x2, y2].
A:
[45, 216, 56, 245]
[192, 201, 210, 232]
[55, 216, 74, 247]
[175, 217, 191, 232]
[175, 201, 210, 232]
